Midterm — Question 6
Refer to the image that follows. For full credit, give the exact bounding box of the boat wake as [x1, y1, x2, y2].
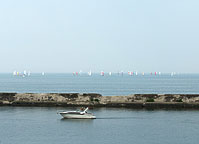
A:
[96, 117, 137, 119]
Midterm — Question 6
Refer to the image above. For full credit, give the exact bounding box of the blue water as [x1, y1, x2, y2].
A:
[0, 73, 199, 95]
[0, 107, 199, 144]
[0, 74, 199, 144]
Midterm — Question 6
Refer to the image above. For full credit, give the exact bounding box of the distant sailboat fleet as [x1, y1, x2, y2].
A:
[13, 70, 31, 77]
[13, 70, 45, 77]
[71, 71, 177, 76]
[12, 70, 177, 77]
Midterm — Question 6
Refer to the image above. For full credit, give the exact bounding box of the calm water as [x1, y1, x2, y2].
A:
[0, 74, 199, 143]
[0, 107, 199, 144]
[0, 73, 199, 95]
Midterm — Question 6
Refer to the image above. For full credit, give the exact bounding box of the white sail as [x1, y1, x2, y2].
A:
[28, 71, 31, 76]
[23, 70, 27, 75]
[135, 71, 138, 75]
[13, 71, 17, 76]
[88, 70, 92, 76]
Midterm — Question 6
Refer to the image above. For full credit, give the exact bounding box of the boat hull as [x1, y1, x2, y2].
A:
[60, 113, 96, 119]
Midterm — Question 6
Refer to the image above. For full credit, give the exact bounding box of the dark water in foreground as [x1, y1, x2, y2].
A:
[0, 73, 199, 95]
[0, 107, 199, 144]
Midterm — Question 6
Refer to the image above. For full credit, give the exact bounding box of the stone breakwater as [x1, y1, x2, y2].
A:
[1, 93, 199, 109]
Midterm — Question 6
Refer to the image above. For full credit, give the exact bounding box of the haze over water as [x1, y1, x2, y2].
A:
[0, 73, 199, 95]
[1, 0, 199, 144]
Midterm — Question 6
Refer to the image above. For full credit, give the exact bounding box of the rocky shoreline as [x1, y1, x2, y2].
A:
[1, 93, 199, 109]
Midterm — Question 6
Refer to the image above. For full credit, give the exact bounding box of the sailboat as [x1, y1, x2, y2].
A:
[28, 71, 31, 76]
[135, 71, 138, 76]
[142, 72, 145, 76]
[101, 71, 104, 76]
[24, 70, 27, 75]
[13, 71, 17, 76]
[88, 70, 92, 76]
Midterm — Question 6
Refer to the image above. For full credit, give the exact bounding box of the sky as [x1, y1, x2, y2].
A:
[0, 0, 199, 73]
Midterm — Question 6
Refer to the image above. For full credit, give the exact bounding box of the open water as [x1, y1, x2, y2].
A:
[0, 73, 199, 95]
[0, 73, 199, 144]
[0, 107, 199, 144]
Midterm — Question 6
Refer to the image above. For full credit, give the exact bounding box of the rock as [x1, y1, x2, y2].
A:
[2, 101, 12, 105]
[0, 93, 199, 109]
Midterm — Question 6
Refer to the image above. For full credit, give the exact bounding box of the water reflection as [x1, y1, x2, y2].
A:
[97, 117, 135, 119]
[60, 118, 94, 123]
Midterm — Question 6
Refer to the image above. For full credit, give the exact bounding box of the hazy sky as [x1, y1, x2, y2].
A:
[0, 0, 199, 73]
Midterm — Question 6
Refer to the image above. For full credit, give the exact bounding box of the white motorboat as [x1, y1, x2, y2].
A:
[59, 107, 96, 119]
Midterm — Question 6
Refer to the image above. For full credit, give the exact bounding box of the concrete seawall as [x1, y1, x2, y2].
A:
[1, 93, 199, 109]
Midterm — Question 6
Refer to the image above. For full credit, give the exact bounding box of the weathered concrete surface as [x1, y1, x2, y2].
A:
[1, 93, 199, 109]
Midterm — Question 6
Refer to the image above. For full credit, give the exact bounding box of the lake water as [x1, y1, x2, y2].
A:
[0, 107, 199, 144]
[0, 73, 199, 144]
[0, 73, 199, 95]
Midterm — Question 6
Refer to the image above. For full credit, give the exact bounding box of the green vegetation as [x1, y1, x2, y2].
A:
[176, 99, 183, 102]
[94, 98, 99, 102]
[146, 98, 155, 102]
[90, 97, 99, 103]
